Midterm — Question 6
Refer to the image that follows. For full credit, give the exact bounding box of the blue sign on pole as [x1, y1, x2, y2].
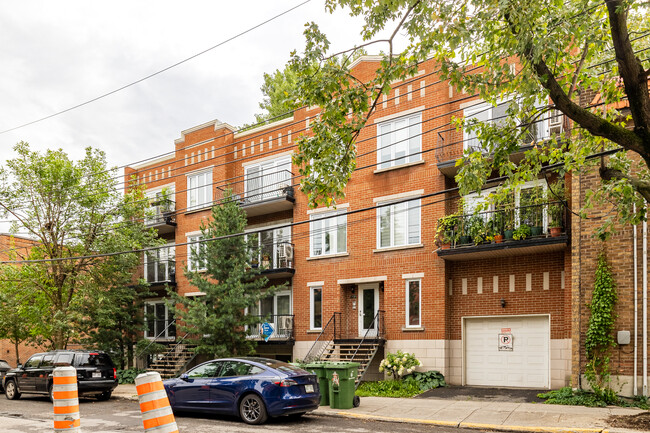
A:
[261, 322, 274, 342]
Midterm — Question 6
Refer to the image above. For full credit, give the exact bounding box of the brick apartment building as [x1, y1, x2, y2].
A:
[124, 56, 649, 395]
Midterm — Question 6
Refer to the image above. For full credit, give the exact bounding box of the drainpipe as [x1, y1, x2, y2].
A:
[634, 207, 638, 396]
[643, 214, 648, 396]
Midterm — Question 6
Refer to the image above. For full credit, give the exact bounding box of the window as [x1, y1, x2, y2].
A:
[40, 354, 55, 368]
[218, 361, 261, 377]
[464, 100, 552, 153]
[187, 170, 212, 211]
[187, 361, 221, 378]
[248, 226, 291, 269]
[378, 113, 422, 169]
[144, 301, 175, 339]
[406, 279, 421, 328]
[245, 157, 291, 203]
[247, 290, 292, 338]
[56, 353, 74, 365]
[187, 235, 206, 271]
[146, 188, 175, 225]
[377, 199, 421, 248]
[144, 244, 175, 283]
[310, 286, 323, 330]
[310, 211, 347, 257]
[24, 355, 42, 368]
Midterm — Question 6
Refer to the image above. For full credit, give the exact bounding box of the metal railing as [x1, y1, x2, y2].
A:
[303, 312, 341, 363]
[241, 169, 294, 203]
[144, 259, 176, 284]
[246, 314, 294, 340]
[251, 241, 294, 270]
[146, 200, 176, 226]
[440, 201, 568, 248]
[136, 319, 177, 360]
[351, 309, 385, 386]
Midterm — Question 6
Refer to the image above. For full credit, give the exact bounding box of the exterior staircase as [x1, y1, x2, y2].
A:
[147, 339, 197, 379]
[304, 311, 385, 386]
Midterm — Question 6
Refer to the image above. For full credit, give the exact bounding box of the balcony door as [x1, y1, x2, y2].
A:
[245, 157, 291, 202]
[248, 290, 292, 339]
[358, 283, 379, 337]
[144, 301, 175, 340]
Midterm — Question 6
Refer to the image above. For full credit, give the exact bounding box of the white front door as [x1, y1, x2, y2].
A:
[358, 283, 379, 337]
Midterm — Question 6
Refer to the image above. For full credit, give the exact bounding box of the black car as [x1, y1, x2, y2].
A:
[0, 359, 11, 392]
[2, 350, 118, 401]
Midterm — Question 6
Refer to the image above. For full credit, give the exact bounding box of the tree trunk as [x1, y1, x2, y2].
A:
[13, 339, 20, 365]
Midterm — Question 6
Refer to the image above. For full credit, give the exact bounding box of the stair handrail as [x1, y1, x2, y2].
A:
[350, 309, 385, 363]
[154, 333, 190, 369]
[302, 312, 340, 363]
[135, 319, 177, 360]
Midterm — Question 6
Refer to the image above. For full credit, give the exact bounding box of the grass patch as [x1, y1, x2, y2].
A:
[355, 379, 422, 398]
[538, 387, 650, 410]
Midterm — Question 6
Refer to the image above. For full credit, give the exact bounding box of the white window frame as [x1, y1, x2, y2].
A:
[310, 286, 323, 331]
[187, 234, 206, 271]
[377, 113, 422, 169]
[376, 198, 421, 249]
[309, 210, 347, 257]
[245, 223, 292, 268]
[405, 279, 421, 328]
[144, 243, 175, 283]
[244, 156, 291, 203]
[145, 186, 175, 224]
[187, 170, 212, 211]
[144, 300, 175, 340]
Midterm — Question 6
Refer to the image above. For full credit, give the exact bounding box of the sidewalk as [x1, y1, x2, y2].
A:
[113, 384, 644, 433]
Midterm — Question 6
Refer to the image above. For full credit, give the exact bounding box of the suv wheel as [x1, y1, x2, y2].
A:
[5, 380, 20, 400]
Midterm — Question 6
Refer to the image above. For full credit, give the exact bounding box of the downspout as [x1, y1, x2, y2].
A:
[643, 213, 648, 395]
[633, 206, 638, 395]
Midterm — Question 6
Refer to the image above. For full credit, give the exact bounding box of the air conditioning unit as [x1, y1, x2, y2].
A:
[278, 243, 294, 262]
[280, 316, 293, 333]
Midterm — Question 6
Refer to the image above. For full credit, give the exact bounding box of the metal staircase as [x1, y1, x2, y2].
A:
[138, 331, 197, 379]
[304, 310, 384, 385]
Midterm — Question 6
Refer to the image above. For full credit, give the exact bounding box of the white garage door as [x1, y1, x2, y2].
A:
[464, 316, 549, 388]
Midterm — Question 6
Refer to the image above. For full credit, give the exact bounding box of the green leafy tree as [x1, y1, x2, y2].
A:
[171, 189, 284, 357]
[0, 142, 161, 350]
[253, 66, 301, 124]
[288, 0, 650, 235]
[0, 265, 39, 364]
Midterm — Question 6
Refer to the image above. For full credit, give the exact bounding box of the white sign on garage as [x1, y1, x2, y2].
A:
[464, 315, 549, 388]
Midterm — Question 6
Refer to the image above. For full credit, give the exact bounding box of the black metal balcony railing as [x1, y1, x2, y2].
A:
[242, 169, 294, 204]
[145, 259, 176, 284]
[146, 200, 176, 227]
[439, 201, 568, 249]
[246, 314, 294, 341]
[251, 241, 294, 270]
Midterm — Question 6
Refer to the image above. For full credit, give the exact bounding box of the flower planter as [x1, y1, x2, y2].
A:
[531, 226, 543, 237]
[494, 234, 504, 243]
[504, 229, 514, 240]
[459, 235, 472, 245]
[441, 242, 451, 250]
[549, 227, 562, 237]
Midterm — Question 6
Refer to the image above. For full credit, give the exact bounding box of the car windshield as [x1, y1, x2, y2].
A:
[255, 359, 304, 373]
[76, 353, 113, 367]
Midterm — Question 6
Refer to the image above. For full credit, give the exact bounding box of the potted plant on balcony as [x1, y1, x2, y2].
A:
[157, 187, 174, 218]
[436, 213, 459, 249]
[527, 186, 545, 237]
[548, 179, 565, 237]
[513, 223, 531, 240]
[488, 212, 504, 243]
[457, 214, 472, 245]
[468, 214, 488, 245]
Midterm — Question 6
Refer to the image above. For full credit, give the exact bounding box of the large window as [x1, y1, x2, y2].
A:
[244, 156, 291, 203]
[310, 211, 347, 257]
[377, 199, 421, 248]
[248, 226, 292, 269]
[187, 234, 206, 271]
[377, 113, 422, 169]
[310, 286, 323, 330]
[247, 290, 293, 338]
[144, 301, 175, 340]
[406, 279, 421, 328]
[187, 170, 212, 211]
[144, 244, 175, 283]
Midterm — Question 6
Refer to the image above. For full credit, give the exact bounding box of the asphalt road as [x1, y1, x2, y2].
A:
[0, 395, 478, 433]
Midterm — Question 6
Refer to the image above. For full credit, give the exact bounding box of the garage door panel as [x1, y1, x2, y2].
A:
[465, 316, 549, 388]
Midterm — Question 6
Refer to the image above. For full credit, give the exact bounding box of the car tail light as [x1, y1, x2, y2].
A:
[113, 368, 117, 380]
[274, 379, 298, 387]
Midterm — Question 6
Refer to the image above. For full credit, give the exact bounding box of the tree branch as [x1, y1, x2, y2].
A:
[600, 165, 650, 202]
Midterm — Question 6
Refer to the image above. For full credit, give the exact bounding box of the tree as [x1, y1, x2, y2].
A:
[0, 142, 161, 350]
[288, 0, 650, 234]
[253, 66, 301, 124]
[171, 189, 284, 358]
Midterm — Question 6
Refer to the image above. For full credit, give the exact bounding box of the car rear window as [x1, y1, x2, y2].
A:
[75, 353, 113, 367]
[256, 359, 304, 373]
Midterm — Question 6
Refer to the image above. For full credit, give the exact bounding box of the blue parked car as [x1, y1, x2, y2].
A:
[163, 357, 320, 425]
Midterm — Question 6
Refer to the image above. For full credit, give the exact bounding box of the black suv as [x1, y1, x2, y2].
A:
[0, 359, 11, 392]
[3, 350, 118, 401]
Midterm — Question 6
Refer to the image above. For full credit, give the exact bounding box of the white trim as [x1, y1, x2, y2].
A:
[347, 54, 385, 70]
[174, 119, 235, 144]
[373, 189, 424, 203]
[234, 116, 294, 139]
[185, 230, 203, 237]
[183, 165, 214, 177]
[459, 98, 485, 110]
[358, 283, 380, 337]
[373, 106, 425, 124]
[130, 154, 175, 170]
[184, 291, 206, 297]
[241, 150, 293, 167]
[306, 203, 350, 215]
[337, 276, 387, 285]
[405, 279, 422, 328]
[309, 209, 347, 258]
[307, 281, 325, 287]
[402, 272, 424, 279]
[374, 159, 425, 174]
[310, 286, 323, 331]
[306, 252, 349, 261]
[374, 244, 425, 254]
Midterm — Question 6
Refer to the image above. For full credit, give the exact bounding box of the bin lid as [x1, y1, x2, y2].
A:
[323, 362, 360, 369]
[305, 362, 329, 368]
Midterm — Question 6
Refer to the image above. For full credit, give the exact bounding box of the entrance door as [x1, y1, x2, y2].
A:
[358, 283, 379, 337]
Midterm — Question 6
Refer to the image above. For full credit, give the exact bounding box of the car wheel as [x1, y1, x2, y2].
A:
[5, 380, 20, 400]
[353, 395, 361, 407]
[96, 391, 112, 401]
[48, 385, 54, 402]
[239, 393, 268, 425]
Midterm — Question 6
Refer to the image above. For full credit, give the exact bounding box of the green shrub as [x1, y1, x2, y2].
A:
[117, 368, 147, 384]
[355, 379, 422, 398]
[404, 370, 446, 391]
[379, 351, 421, 378]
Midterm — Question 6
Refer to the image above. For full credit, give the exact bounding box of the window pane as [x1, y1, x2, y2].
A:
[260, 296, 274, 318]
[408, 117, 421, 162]
[276, 295, 290, 315]
[337, 214, 347, 253]
[380, 207, 391, 247]
[312, 288, 322, 329]
[393, 203, 406, 246]
[311, 219, 322, 256]
[380, 124, 392, 168]
[188, 361, 221, 378]
[394, 119, 408, 166]
[408, 281, 420, 327]
[408, 200, 421, 244]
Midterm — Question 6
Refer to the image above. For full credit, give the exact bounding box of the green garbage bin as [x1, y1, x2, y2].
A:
[305, 362, 330, 406]
[324, 362, 359, 409]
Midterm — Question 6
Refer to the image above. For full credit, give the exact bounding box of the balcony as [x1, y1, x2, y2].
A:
[436, 201, 569, 261]
[237, 169, 295, 217]
[251, 241, 295, 279]
[145, 200, 177, 234]
[247, 314, 294, 342]
[144, 259, 176, 286]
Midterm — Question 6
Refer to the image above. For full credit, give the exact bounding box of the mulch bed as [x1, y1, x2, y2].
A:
[608, 412, 650, 431]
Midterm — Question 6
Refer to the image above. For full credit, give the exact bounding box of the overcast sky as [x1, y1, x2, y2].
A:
[0, 1, 403, 233]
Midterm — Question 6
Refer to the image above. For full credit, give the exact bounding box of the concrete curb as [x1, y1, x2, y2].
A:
[315, 411, 609, 433]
